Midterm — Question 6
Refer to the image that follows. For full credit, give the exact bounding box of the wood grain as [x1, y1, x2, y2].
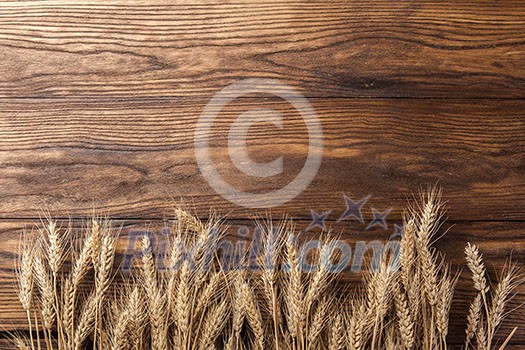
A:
[1, 0, 524, 346]
[0, 218, 523, 344]
[0, 0, 524, 98]
[0, 97, 523, 220]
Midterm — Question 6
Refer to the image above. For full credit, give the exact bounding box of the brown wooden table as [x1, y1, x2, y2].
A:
[0, 0, 523, 348]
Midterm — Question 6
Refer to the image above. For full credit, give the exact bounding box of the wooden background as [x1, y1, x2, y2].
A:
[0, 0, 524, 348]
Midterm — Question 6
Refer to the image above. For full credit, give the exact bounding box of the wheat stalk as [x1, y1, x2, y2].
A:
[395, 284, 414, 350]
[141, 235, 168, 350]
[10, 194, 523, 350]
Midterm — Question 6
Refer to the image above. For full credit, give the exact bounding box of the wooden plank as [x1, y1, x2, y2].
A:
[0, 98, 523, 220]
[0, 219, 523, 344]
[0, 1, 524, 98]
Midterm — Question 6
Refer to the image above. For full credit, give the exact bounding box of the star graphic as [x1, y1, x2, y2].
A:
[337, 194, 371, 223]
[389, 223, 404, 240]
[366, 207, 392, 230]
[306, 209, 332, 231]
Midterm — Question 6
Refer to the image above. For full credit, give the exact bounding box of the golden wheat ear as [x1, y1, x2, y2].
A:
[487, 262, 524, 349]
[464, 243, 524, 350]
[15, 231, 37, 350]
[9, 192, 525, 350]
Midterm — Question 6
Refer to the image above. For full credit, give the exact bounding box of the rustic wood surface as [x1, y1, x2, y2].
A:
[0, 97, 524, 221]
[0, 0, 524, 98]
[0, 0, 524, 348]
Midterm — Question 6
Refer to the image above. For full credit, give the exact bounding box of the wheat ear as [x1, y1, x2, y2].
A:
[328, 312, 345, 350]
[141, 235, 168, 350]
[487, 263, 523, 349]
[395, 284, 414, 350]
[198, 300, 229, 350]
[73, 293, 97, 350]
[465, 293, 482, 349]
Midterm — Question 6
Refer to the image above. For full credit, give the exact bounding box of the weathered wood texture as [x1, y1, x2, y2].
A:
[0, 98, 524, 220]
[0, 1, 524, 98]
[0, 0, 524, 347]
[0, 219, 523, 345]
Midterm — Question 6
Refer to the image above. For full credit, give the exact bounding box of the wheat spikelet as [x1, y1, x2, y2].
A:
[476, 322, 487, 350]
[127, 286, 146, 350]
[490, 268, 516, 330]
[348, 304, 367, 350]
[141, 234, 157, 287]
[90, 219, 103, 272]
[167, 235, 183, 327]
[15, 234, 37, 350]
[198, 300, 229, 350]
[328, 313, 345, 350]
[16, 235, 35, 312]
[61, 277, 76, 347]
[370, 257, 396, 350]
[371, 253, 395, 320]
[436, 269, 455, 341]
[394, 285, 414, 350]
[71, 228, 95, 283]
[307, 297, 329, 349]
[420, 246, 439, 306]
[413, 186, 443, 244]
[406, 267, 421, 320]
[241, 279, 265, 350]
[95, 234, 116, 300]
[175, 259, 191, 348]
[110, 301, 131, 350]
[410, 188, 442, 308]
[195, 272, 223, 316]
[258, 220, 285, 349]
[465, 293, 482, 349]
[465, 243, 489, 294]
[364, 268, 378, 316]
[141, 235, 168, 350]
[259, 219, 284, 304]
[44, 220, 66, 277]
[64, 227, 97, 340]
[486, 264, 523, 349]
[93, 230, 117, 350]
[305, 240, 333, 314]
[399, 218, 416, 288]
[285, 232, 303, 340]
[229, 273, 247, 349]
[73, 293, 97, 350]
[33, 248, 55, 331]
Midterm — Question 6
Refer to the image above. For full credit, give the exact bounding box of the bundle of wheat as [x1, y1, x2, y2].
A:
[11, 190, 523, 350]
